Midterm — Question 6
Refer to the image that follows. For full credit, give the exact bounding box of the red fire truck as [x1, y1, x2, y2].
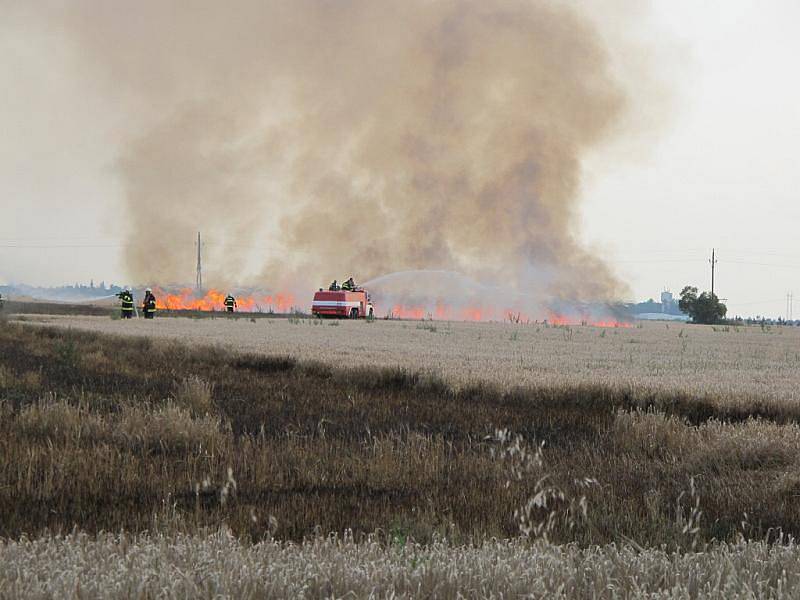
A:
[312, 288, 374, 319]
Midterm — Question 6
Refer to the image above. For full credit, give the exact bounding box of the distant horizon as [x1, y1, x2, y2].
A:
[1, 279, 793, 321]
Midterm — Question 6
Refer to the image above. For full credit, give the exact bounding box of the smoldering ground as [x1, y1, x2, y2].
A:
[14, 1, 654, 305]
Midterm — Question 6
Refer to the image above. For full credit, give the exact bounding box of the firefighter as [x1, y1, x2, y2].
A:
[142, 288, 157, 319]
[116, 288, 134, 319]
[341, 277, 355, 291]
[224, 294, 237, 313]
[329, 280, 340, 291]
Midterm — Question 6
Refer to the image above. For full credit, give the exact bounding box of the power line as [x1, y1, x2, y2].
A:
[0, 236, 120, 242]
[614, 258, 706, 264]
[3, 246, 799, 277]
[720, 259, 800, 270]
[731, 298, 787, 306]
[0, 244, 128, 249]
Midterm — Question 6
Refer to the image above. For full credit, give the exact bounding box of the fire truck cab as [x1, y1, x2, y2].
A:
[312, 288, 374, 319]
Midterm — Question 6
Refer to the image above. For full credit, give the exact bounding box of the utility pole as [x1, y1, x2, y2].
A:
[788, 292, 794, 322]
[196, 232, 203, 291]
[709, 248, 718, 297]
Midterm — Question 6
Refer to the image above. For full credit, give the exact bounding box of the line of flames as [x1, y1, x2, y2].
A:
[153, 287, 295, 313]
[149, 287, 631, 327]
[388, 304, 632, 327]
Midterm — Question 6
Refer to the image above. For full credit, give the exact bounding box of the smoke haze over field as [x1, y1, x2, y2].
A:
[10, 0, 640, 305]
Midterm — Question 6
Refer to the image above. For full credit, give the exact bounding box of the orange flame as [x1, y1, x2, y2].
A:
[387, 303, 631, 327]
[546, 312, 632, 328]
[153, 287, 295, 313]
[150, 286, 629, 326]
[390, 303, 503, 321]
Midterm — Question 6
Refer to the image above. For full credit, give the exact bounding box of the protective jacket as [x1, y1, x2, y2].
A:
[117, 291, 134, 315]
[224, 295, 237, 311]
[143, 292, 157, 317]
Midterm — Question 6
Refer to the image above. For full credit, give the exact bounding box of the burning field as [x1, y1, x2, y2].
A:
[154, 287, 296, 313]
[148, 269, 633, 327]
[383, 304, 631, 328]
[364, 270, 632, 326]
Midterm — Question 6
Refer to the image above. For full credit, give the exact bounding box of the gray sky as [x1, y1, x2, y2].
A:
[581, 0, 800, 318]
[1, 1, 799, 318]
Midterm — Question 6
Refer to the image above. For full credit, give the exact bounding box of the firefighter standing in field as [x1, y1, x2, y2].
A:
[142, 288, 157, 319]
[116, 288, 134, 319]
[224, 294, 237, 313]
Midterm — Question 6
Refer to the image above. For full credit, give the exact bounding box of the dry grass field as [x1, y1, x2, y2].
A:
[3, 312, 800, 597]
[3, 530, 799, 599]
[31, 314, 800, 406]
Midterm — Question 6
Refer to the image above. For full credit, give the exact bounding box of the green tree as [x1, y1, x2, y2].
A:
[679, 285, 727, 324]
[678, 286, 698, 314]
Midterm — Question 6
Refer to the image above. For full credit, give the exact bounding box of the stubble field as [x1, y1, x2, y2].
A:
[2, 312, 800, 597]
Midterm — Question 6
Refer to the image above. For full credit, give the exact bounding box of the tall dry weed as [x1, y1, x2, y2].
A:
[117, 402, 226, 452]
[491, 429, 597, 541]
[175, 375, 215, 416]
[15, 397, 105, 443]
[0, 365, 12, 387]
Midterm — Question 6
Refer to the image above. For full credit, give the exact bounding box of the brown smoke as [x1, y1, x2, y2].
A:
[35, 0, 636, 301]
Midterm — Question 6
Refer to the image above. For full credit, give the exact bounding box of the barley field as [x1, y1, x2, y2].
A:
[34, 315, 800, 406]
[3, 530, 799, 599]
[4, 313, 800, 597]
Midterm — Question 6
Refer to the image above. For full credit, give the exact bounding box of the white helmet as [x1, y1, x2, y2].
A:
[145, 288, 152, 293]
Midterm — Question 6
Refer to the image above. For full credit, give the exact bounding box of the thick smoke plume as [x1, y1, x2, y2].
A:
[32, 1, 635, 305]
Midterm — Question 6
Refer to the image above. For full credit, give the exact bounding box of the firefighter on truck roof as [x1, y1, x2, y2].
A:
[224, 294, 237, 313]
[116, 287, 134, 319]
[142, 288, 157, 319]
[341, 277, 356, 291]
